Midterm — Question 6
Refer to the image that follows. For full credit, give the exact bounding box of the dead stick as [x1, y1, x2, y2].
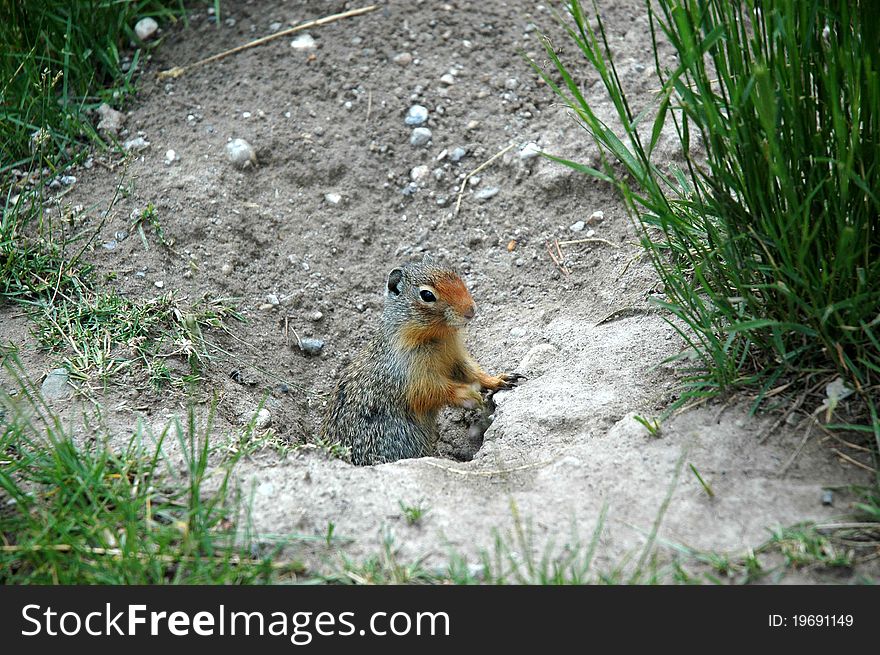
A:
[158, 5, 379, 80]
[557, 237, 621, 248]
[831, 448, 876, 473]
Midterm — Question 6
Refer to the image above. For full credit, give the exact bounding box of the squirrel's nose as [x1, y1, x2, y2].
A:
[463, 304, 476, 320]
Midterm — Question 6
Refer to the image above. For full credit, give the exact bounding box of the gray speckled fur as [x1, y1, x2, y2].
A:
[320, 258, 451, 465]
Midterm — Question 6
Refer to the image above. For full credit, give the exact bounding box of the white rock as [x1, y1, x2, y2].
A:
[96, 103, 125, 135]
[519, 142, 541, 159]
[392, 52, 413, 67]
[311, 311, 323, 322]
[123, 136, 150, 152]
[255, 408, 272, 429]
[291, 33, 316, 50]
[324, 192, 342, 205]
[410, 165, 430, 184]
[164, 149, 176, 164]
[569, 220, 585, 232]
[135, 17, 158, 41]
[440, 73, 455, 85]
[257, 481, 275, 496]
[589, 210, 605, 222]
[154, 280, 164, 289]
[475, 187, 499, 201]
[226, 138, 256, 168]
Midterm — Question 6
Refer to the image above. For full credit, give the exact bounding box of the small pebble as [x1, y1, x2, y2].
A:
[221, 263, 234, 275]
[96, 103, 125, 136]
[101, 240, 117, 251]
[392, 52, 413, 67]
[266, 293, 280, 306]
[291, 33, 316, 50]
[164, 149, 176, 164]
[299, 338, 324, 356]
[255, 408, 272, 430]
[519, 142, 541, 160]
[570, 221, 586, 232]
[821, 490, 834, 506]
[324, 192, 342, 205]
[154, 280, 164, 289]
[123, 136, 150, 152]
[510, 326, 526, 338]
[504, 77, 519, 90]
[405, 104, 429, 126]
[410, 165, 430, 184]
[589, 210, 605, 222]
[474, 187, 499, 201]
[226, 138, 256, 168]
[135, 17, 158, 41]
[440, 73, 455, 85]
[449, 147, 467, 162]
[410, 127, 432, 146]
[41, 368, 71, 401]
[310, 311, 323, 322]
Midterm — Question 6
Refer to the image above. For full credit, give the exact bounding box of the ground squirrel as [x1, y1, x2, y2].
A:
[321, 256, 522, 465]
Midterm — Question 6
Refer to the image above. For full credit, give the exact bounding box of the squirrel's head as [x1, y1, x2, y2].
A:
[385, 257, 476, 331]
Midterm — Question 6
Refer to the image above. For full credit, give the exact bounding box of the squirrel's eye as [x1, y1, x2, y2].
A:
[419, 289, 437, 302]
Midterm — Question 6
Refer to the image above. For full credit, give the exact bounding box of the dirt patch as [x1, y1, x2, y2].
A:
[3, 0, 875, 579]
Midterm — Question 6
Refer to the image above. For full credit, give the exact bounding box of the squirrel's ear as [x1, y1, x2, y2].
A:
[387, 268, 404, 296]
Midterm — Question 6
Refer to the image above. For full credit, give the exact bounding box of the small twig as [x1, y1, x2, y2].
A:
[595, 307, 653, 327]
[453, 143, 516, 217]
[158, 5, 379, 80]
[757, 379, 825, 443]
[557, 237, 621, 248]
[831, 448, 876, 473]
[366, 88, 372, 123]
[546, 241, 568, 276]
[779, 418, 815, 476]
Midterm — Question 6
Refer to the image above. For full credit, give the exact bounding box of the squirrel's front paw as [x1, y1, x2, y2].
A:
[496, 372, 527, 390]
[453, 382, 484, 409]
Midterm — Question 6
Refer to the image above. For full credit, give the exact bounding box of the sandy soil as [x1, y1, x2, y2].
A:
[2, 0, 875, 580]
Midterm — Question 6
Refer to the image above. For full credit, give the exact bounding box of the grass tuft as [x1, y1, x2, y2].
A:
[534, 0, 880, 434]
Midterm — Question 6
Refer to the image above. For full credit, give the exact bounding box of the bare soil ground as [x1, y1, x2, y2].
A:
[2, 0, 875, 580]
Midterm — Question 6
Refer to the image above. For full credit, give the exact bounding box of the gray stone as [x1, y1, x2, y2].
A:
[41, 368, 71, 400]
[410, 127, 432, 146]
[299, 338, 324, 356]
[410, 165, 430, 184]
[405, 105, 429, 126]
[569, 220, 586, 232]
[392, 52, 413, 67]
[449, 147, 467, 162]
[474, 186, 499, 201]
[226, 138, 256, 168]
